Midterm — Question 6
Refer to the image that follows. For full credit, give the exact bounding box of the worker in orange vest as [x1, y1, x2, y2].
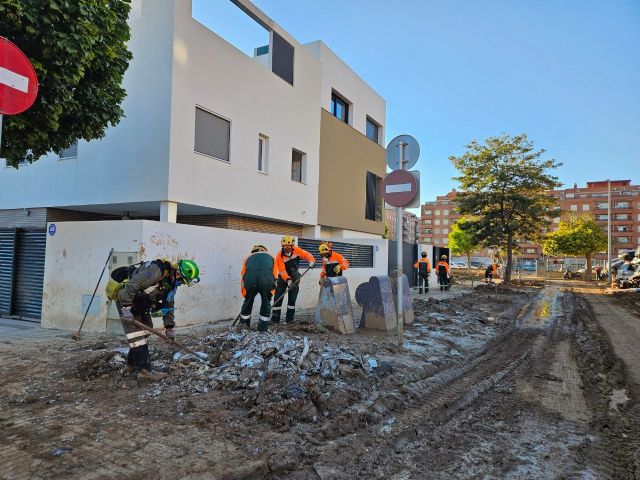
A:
[239, 245, 278, 332]
[484, 263, 498, 283]
[414, 252, 431, 294]
[318, 242, 349, 284]
[435, 255, 451, 291]
[271, 236, 316, 324]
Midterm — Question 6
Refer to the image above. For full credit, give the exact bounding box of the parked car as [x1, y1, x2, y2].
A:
[451, 262, 467, 268]
[518, 264, 537, 272]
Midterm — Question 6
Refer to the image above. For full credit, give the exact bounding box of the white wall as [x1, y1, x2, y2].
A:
[41, 220, 388, 332]
[0, 0, 175, 210]
[167, 1, 322, 227]
[304, 41, 386, 143]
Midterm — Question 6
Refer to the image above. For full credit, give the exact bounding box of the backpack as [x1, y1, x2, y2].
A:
[105, 262, 143, 301]
[438, 264, 447, 276]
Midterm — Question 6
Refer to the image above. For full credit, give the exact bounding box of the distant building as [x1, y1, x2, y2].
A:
[420, 179, 640, 263]
[385, 209, 420, 244]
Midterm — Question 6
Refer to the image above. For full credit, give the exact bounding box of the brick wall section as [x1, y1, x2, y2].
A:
[179, 214, 303, 236]
[46, 208, 120, 222]
[0, 208, 48, 228]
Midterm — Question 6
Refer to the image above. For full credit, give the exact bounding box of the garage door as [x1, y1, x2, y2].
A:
[0, 229, 46, 321]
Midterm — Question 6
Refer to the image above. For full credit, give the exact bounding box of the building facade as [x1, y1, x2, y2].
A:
[0, 0, 388, 322]
[384, 209, 420, 244]
[419, 179, 640, 263]
[0, 0, 386, 239]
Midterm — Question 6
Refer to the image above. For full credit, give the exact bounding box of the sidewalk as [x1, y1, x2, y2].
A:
[0, 317, 78, 342]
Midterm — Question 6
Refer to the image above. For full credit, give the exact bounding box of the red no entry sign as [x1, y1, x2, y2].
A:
[383, 169, 418, 207]
[0, 37, 38, 115]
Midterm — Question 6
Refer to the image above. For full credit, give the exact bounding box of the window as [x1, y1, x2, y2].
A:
[443, 238, 449, 245]
[59, 142, 78, 159]
[570, 205, 577, 211]
[291, 149, 306, 183]
[272, 32, 295, 85]
[365, 171, 382, 221]
[443, 219, 449, 226]
[443, 209, 449, 216]
[616, 202, 629, 209]
[366, 116, 380, 143]
[194, 107, 230, 162]
[424, 219, 432, 225]
[330, 91, 349, 124]
[435, 219, 441, 226]
[582, 204, 590, 211]
[434, 228, 441, 234]
[257, 135, 268, 173]
[566, 193, 575, 198]
[615, 214, 631, 220]
[435, 210, 440, 216]
[424, 210, 432, 215]
[554, 218, 560, 223]
[443, 228, 449, 234]
[596, 202, 607, 210]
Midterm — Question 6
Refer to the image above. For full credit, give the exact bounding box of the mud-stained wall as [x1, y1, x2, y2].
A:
[41, 220, 388, 332]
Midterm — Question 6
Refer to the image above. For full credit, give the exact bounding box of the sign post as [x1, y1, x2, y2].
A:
[384, 135, 420, 347]
[0, 36, 39, 156]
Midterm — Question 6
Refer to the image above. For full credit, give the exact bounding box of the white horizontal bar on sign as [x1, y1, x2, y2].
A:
[386, 183, 412, 193]
[0, 66, 29, 93]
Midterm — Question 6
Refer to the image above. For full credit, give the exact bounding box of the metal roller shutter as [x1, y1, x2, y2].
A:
[297, 238, 374, 268]
[13, 229, 46, 320]
[0, 229, 17, 315]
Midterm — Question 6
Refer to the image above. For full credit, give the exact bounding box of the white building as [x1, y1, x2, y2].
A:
[0, 0, 389, 326]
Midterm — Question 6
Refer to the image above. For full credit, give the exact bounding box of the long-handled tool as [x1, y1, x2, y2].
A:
[72, 248, 114, 341]
[124, 317, 215, 368]
[231, 265, 314, 327]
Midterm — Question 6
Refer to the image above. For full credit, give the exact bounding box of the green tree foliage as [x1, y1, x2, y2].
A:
[448, 218, 480, 274]
[450, 133, 561, 283]
[542, 215, 607, 281]
[0, 0, 132, 167]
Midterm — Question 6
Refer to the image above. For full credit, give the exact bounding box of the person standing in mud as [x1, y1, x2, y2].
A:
[414, 252, 431, 294]
[318, 242, 349, 284]
[271, 236, 316, 324]
[435, 255, 451, 291]
[484, 263, 498, 283]
[239, 245, 278, 332]
[107, 259, 200, 380]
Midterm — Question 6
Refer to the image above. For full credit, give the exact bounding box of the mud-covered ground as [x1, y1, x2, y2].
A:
[1, 284, 639, 479]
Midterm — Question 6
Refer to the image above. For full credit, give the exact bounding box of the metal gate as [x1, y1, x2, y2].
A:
[0, 229, 17, 315]
[388, 241, 418, 287]
[0, 228, 46, 321]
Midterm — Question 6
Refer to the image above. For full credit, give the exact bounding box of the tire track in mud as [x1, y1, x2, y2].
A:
[568, 290, 640, 480]
[281, 291, 553, 479]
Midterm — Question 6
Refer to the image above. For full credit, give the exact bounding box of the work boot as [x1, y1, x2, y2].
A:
[121, 365, 135, 376]
[424, 288, 429, 294]
[256, 318, 270, 333]
[237, 318, 251, 331]
[137, 369, 167, 381]
[440, 286, 444, 291]
[165, 328, 175, 340]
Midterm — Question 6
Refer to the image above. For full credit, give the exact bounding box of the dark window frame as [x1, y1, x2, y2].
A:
[365, 171, 383, 222]
[330, 91, 350, 124]
[291, 148, 306, 184]
[365, 116, 380, 143]
[194, 106, 231, 163]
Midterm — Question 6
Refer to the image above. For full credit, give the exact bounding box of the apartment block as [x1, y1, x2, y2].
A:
[384, 209, 420, 244]
[419, 179, 640, 261]
[550, 180, 640, 258]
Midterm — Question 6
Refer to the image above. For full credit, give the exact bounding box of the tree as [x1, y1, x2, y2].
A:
[448, 218, 480, 274]
[542, 215, 607, 282]
[0, 0, 132, 167]
[450, 133, 562, 283]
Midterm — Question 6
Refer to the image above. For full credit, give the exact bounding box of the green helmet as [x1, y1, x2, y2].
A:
[177, 259, 200, 285]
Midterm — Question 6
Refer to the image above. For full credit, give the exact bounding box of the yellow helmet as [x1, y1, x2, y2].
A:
[281, 235, 295, 246]
[441, 254, 448, 260]
[319, 242, 332, 255]
[251, 245, 268, 253]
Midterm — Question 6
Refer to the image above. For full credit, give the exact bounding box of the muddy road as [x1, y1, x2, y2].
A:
[1, 284, 639, 479]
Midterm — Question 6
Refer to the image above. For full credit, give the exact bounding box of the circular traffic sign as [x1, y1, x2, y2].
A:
[386, 134, 420, 170]
[383, 170, 418, 207]
[0, 37, 39, 115]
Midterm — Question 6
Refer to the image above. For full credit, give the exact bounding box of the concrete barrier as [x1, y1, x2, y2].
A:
[315, 277, 355, 334]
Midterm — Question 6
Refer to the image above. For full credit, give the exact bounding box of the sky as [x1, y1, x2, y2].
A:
[193, 0, 640, 207]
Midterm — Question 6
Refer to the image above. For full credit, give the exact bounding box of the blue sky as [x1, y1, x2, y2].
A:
[194, 0, 640, 205]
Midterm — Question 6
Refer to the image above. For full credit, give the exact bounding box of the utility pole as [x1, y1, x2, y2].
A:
[396, 141, 406, 347]
[607, 179, 612, 287]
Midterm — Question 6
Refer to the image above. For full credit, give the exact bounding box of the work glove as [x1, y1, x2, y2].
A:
[287, 279, 293, 288]
[309, 261, 315, 268]
[120, 306, 133, 321]
[333, 265, 342, 274]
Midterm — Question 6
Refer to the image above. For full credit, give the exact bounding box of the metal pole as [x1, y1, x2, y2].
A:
[397, 141, 406, 347]
[607, 179, 612, 287]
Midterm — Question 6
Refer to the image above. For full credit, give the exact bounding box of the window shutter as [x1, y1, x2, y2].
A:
[195, 107, 230, 161]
